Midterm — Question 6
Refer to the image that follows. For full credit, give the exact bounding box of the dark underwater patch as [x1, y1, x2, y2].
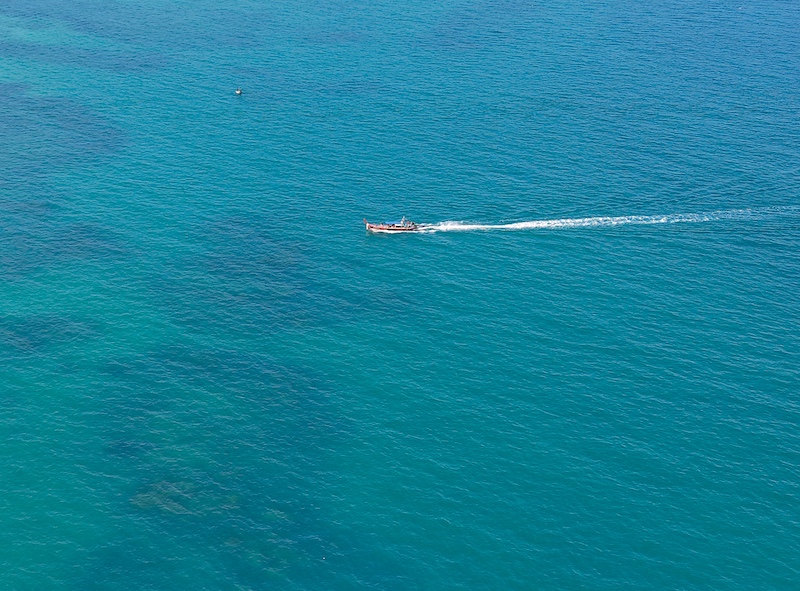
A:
[0, 39, 166, 72]
[144, 215, 401, 337]
[0, 73, 134, 404]
[0, 83, 125, 153]
[1, 1, 276, 55]
[78, 341, 369, 590]
[0, 213, 128, 280]
[105, 439, 155, 459]
[0, 314, 97, 355]
[99, 344, 334, 419]
[0, 83, 126, 191]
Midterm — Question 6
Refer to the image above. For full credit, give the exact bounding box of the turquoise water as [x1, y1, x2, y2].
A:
[2, 0, 800, 588]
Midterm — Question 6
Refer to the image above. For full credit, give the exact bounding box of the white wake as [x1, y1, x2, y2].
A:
[418, 206, 798, 233]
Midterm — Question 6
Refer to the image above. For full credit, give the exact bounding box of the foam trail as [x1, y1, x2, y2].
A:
[419, 206, 799, 233]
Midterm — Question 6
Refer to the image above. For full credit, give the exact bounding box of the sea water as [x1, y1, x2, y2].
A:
[1, 0, 799, 589]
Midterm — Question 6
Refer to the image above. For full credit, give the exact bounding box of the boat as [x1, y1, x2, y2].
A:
[363, 217, 419, 233]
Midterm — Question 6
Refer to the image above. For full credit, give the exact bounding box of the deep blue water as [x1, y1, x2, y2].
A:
[1, 0, 800, 588]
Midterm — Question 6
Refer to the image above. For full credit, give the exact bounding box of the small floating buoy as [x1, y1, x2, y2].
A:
[235, 88, 242, 96]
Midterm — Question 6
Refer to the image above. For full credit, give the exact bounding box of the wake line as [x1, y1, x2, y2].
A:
[419, 206, 799, 233]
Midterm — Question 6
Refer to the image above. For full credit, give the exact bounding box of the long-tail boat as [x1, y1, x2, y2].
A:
[363, 217, 419, 233]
